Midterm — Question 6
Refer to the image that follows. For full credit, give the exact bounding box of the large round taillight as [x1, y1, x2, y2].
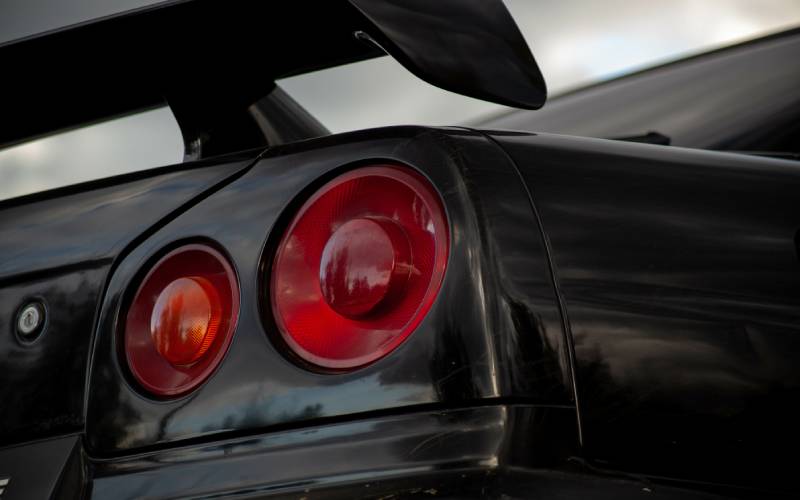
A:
[270, 165, 449, 370]
[125, 244, 239, 397]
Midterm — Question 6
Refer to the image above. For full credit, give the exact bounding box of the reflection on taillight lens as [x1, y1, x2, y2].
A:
[270, 165, 448, 370]
[150, 276, 221, 366]
[125, 244, 238, 397]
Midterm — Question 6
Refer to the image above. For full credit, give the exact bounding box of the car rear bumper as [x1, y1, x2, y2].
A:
[2, 404, 742, 499]
[90, 404, 576, 499]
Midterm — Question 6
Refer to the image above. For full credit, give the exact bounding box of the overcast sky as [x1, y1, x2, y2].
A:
[2, 0, 800, 201]
[281, 0, 800, 132]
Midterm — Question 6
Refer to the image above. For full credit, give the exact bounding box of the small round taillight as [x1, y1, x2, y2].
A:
[125, 244, 239, 397]
[270, 165, 449, 370]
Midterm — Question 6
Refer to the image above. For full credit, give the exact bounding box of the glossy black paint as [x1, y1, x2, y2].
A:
[493, 131, 800, 493]
[247, 87, 330, 149]
[2, 0, 546, 156]
[479, 29, 800, 154]
[0, 1, 373, 150]
[350, 0, 546, 109]
[90, 406, 577, 499]
[2, 25, 797, 496]
[86, 126, 573, 453]
[0, 434, 83, 500]
[0, 156, 255, 445]
[89, 405, 751, 499]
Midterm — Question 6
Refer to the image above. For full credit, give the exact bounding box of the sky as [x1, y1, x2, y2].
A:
[280, 0, 800, 132]
[2, 0, 800, 201]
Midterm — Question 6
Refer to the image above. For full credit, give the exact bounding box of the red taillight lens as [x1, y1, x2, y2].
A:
[125, 244, 239, 397]
[270, 165, 448, 370]
[150, 276, 221, 366]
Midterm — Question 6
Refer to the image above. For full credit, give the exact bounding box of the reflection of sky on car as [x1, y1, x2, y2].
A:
[150, 373, 427, 449]
[1, 0, 799, 201]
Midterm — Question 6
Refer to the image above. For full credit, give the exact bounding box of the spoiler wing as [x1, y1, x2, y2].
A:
[1, 0, 546, 153]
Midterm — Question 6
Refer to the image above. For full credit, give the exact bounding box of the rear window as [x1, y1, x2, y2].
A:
[0, 107, 183, 202]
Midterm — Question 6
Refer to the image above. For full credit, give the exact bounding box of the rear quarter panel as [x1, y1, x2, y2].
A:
[85, 127, 575, 454]
[493, 131, 800, 493]
[0, 158, 251, 445]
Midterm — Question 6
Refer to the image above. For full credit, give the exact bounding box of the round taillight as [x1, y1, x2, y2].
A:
[125, 244, 239, 397]
[270, 165, 449, 370]
[150, 277, 221, 366]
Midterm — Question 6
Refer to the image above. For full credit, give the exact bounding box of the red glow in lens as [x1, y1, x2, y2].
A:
[271, 165, 448, 370]
[151, 277, 221, 366]
[319, 217, 411, 318]
[125, 244, 239, 397]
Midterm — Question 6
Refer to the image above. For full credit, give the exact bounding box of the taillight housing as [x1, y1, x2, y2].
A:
[270, 165, 449, 370]
[124, 244, 239, 397]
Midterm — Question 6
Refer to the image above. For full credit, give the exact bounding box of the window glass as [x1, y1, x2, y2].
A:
[0, 0, 169, 45]
[0, 107, 183, 202]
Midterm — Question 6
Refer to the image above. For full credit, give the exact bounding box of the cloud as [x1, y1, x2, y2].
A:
[2, 1, 799, 200]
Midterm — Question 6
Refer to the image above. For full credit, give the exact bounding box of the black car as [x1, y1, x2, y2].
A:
[1, 1, 799, 499]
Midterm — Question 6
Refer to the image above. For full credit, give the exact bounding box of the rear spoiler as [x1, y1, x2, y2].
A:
[1, 0, 546, 157]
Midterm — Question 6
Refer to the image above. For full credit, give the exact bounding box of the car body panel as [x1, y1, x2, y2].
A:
[0, 434, 83, 500]
[479, 29, 800, 153]
[492, 130, 800, 493]
[85, 127, 573, 454]
[90, 405, 577, 499]
[0, 156, 255, 445]
[2, 6, 799, 496]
